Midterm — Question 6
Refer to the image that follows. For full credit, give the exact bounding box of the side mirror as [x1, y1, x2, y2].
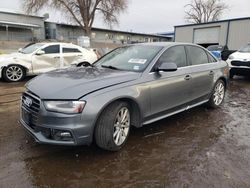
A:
[156, 62, 178, 72]
[36, 50, 45, 55]
[18, 48, 22, 52]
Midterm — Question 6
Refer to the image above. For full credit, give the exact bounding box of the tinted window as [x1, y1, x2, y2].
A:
[158, 46, 187, 68]
[43, 45, 60, 54]
[186, 46, 208, 65]
[63, 48, 81, 53]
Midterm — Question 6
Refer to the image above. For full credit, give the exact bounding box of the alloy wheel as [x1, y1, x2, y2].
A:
[213, 82, 225, 106]
[113, 107, 130, 146]
[6, 66, 23, 81]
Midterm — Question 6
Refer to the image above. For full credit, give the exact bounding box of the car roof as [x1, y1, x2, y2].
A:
[131, 42, 201, 48]
[35, 42, 80, 47]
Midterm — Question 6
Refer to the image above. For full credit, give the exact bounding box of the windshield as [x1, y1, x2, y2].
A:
[207, 45, 223, 51]
[20, 43, 44, 54]
[94, 45, 163, 72]
[239, 44, 250, 53]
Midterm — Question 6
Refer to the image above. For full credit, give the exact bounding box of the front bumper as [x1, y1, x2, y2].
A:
[20, 92, 93, 146]
[227, 59, 250, 76]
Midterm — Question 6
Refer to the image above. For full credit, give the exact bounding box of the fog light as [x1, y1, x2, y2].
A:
[59, 132, 72, 138]
[52, 130, 73, 141]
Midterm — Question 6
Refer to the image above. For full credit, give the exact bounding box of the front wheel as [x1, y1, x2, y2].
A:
[207, 80, 226, 108]
[95, 102, 131, 151]
[2, 65, 26, 82]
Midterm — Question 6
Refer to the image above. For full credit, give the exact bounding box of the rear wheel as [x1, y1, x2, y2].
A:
[207, 80, 225, 108]
[2, 65, 26, 82]
[95, 102, 131, 151]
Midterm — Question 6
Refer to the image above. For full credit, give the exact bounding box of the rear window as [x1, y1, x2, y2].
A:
[186, 46, 208, 65]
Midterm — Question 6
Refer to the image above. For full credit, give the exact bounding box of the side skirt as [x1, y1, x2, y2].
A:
[142, 99, 209, 125]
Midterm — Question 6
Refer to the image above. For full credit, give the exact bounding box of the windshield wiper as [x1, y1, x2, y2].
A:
[101, 65, 119, 70]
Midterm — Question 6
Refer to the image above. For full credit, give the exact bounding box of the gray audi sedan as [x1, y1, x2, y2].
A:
[20, 42, 229, 151]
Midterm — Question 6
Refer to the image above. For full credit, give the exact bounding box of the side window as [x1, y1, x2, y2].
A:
[207, 52, 217, 63]
[63, 48, 81, 53]
[186, 46, 208, 65]
[157, 46, 187, 68]
[43, 45, 60, 54]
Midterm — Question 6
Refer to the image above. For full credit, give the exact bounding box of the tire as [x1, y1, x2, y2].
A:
[207, 80, 226, 108]
[2, 65, 26, 82]
[95, 101, 131, 151]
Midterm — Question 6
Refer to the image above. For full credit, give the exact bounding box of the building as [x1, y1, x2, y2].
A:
[157, 32, 175, 39]
[174, 17, 250, 50]
[45, 22, 172, 46]
[0, 10, 45, 41]
[0, 10, 171, 49]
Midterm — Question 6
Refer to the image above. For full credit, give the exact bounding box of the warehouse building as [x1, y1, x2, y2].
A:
[0, 10, 45, 41]
[174, 17, 250, 50]
[45, 22, 171, 45]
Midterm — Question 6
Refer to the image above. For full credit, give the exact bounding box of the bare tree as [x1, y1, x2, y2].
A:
[23, 0, 128, 37]
[185, 0, 228, 23]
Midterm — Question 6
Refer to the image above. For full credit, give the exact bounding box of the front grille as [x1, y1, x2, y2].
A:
[22, 92, 40, 128]
[231, 61, 250, 67]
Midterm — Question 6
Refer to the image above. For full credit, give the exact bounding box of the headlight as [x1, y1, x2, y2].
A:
[44, 101, 86, 114]
[228, 55, 234, 60]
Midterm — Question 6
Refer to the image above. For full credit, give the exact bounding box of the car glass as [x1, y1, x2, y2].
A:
[21, 43, 44, 54]
[63, 48, 81, 53]
[43, 45, 60, 54]
[157, 46, 187, 68]
[186, 46, 209, 65]
[238, 44, 250, 53]
[95, 45, 163, 72]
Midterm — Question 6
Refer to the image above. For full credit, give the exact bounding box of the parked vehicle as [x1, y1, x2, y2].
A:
[227, 43, 250, 78]
[0, 42, 97, 82]
[207, 45, 235, 61]
[20, 42, 229, 151]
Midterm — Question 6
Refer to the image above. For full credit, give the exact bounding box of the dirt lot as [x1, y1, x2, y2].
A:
[0, 76, 249, 188]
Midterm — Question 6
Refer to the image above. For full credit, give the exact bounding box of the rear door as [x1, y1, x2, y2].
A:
[148, 45, 193, 116]
[185, 45, 216, 102]
[32, 44, 60, 74]
[62, 46, 83, 67]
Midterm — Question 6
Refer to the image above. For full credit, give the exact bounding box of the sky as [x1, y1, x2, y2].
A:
[0, 0, 250, 33]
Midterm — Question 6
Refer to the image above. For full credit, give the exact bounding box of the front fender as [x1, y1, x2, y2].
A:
[0, 59, 32, 77]
[78, 84, 150, 142]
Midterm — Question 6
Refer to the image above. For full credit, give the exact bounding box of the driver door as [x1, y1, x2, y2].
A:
[147, 46, 193, 117]
[32, 44, 60, 74]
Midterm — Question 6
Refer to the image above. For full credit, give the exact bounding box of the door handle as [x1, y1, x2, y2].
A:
[184, 75, 192, 81]
[54, 56, 60, 59]
[209, 70, 214, 75]
[77, 55, 83, 57]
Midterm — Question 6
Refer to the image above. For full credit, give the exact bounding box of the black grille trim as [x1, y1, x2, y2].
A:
[231, 61, 250, 67]
[22, 92, 41, 127]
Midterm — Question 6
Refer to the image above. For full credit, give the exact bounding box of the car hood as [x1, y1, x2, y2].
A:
[0, 53, 28, 62]
[26, 67, 141, 100]
[232, 51, 250, 60]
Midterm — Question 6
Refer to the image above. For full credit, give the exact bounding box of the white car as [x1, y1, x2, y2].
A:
[227, 43, 250, 78]
[0, 42, 98, 82]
